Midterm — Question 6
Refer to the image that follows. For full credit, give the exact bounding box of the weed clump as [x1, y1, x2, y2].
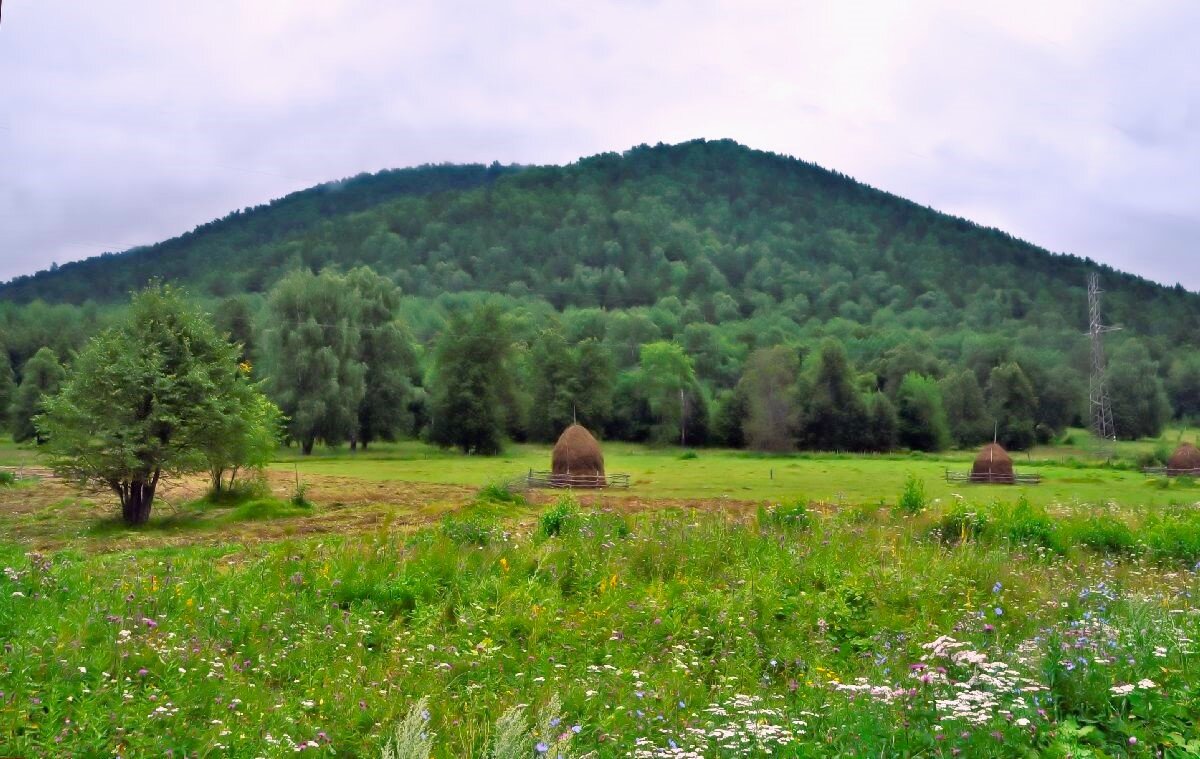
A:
[991, 496, 1059, 551]
[936, 503, 988, 544]
[0, 471, 15, 487]
[539, 495, 579, 537]
[896, 474, 926, 515]
[476, 483, 527, 506]
[759, 499, 813, 531]
[1065, 514, 1137, 554]
[442, 511, 501, 546]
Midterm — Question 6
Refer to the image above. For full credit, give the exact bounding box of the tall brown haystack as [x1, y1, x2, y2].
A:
[551, 424, 606, 487]
[1168, 443, 1200, 475]
[972, 443, 1015, 483]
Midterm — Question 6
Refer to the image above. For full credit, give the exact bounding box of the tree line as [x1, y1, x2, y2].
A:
[8, 272, 1192, 527]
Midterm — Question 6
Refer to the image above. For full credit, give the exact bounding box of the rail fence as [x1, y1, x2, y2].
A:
[944, 470, 1042, 485]
[508, 469, 631, 490]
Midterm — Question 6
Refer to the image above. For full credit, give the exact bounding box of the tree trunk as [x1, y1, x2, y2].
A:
[349, 437, 357, 451]
[301, 437, 315, 455]
[119, 471, 159, 526]
[361, 439, 368, 451]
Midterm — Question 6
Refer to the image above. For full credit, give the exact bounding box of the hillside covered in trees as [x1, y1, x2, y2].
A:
[3, 139, 1199, 453]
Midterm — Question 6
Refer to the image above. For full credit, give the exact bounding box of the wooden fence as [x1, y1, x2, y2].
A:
[509, 469, 631, 490]
[944, 470, 1042, 485]
[1142, 467, 1200, 477]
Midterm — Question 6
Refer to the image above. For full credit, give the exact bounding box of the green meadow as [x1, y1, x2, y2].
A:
[3, 430, 1200, 756]
[272, 429, 1200, 509]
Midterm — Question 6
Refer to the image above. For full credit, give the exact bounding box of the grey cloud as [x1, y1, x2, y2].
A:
[0, 0, 1197, 290]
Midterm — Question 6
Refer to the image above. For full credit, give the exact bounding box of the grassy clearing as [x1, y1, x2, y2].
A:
[1, 491, 1199, 756]
[270, 431, 1200, 510]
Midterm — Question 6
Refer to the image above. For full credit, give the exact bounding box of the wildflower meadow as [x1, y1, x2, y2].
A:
[2, 483, 1199, 756]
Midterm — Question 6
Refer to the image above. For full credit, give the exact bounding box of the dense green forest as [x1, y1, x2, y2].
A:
[3, 139, 1199, 453]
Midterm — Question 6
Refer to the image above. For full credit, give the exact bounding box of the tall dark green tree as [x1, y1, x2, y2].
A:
[527, 327, 579, 442]
[939, 370, 991, 448]
[10, 347, 65, 444]
[347, 267, 420, 449]
[429, 304, 514, 454]
[800, 339, 869, 451]
[895, 373, 950, 451]
[1167, 355, 1200, 421]
[213, 295, 258, 362]
[712, 387, 747, 448]
[1033, 366, 1084, 440]
[573, 338, 616, 432]
[864, 392, 899, 452]
[738, 346, 799, 452]
[0, 347, 14, 433]
[263, 270, 366, 454]
[1108, 342, 1171, 440]
[985, 363, 1038, 451]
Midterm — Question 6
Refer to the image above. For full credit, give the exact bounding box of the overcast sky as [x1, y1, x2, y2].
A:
[1, 1, 1198, 290]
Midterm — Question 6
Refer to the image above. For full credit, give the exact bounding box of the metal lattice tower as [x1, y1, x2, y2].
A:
[1087, 273, 1119, 448]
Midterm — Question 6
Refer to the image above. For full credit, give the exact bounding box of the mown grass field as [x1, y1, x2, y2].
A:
[2, 431, 1199, 756]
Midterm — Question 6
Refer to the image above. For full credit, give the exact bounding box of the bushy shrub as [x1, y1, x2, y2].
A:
[539, 495, 579, 537]
[203, 474, 272, 506]
[229, 497, 310, 522]
[0, 471, 15, 487]
[896, 474, 926, 515]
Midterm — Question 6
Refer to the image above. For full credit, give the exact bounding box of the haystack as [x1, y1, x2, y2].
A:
[971, 443, 1015, 484]
[1167, 443, 1200, 475]
[551, 424, 606, 487]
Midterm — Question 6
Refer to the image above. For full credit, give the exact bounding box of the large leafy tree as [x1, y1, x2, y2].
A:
[573, 338, 615, 433]
[738, 346, 799, 452]
[895, 373, 950, 452]
[985, 363, 1038, 451]
[213, 295, 258, 362]
[864, 392, 899, 452]
[10, 347, 65, 444]
[1108, 342, 1171, 440]
[800, 339, 869, 451]
[939, 370, 991, 448]
[527, 327, 579, 442]
[347, 267, 420, 449]
[38, 285, 277, 525]
[0, 347, 14, 432]
[638, 341, 700, 445]
[429, 304, 514, 454]
[1167, 355, 1200, 421]
[264, 270, 366, 454]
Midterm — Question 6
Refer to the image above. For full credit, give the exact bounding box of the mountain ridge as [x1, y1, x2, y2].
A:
[2, 139, 1196, 350]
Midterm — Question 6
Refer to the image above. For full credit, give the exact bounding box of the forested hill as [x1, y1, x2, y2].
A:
[4, 139, 1199, 345]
